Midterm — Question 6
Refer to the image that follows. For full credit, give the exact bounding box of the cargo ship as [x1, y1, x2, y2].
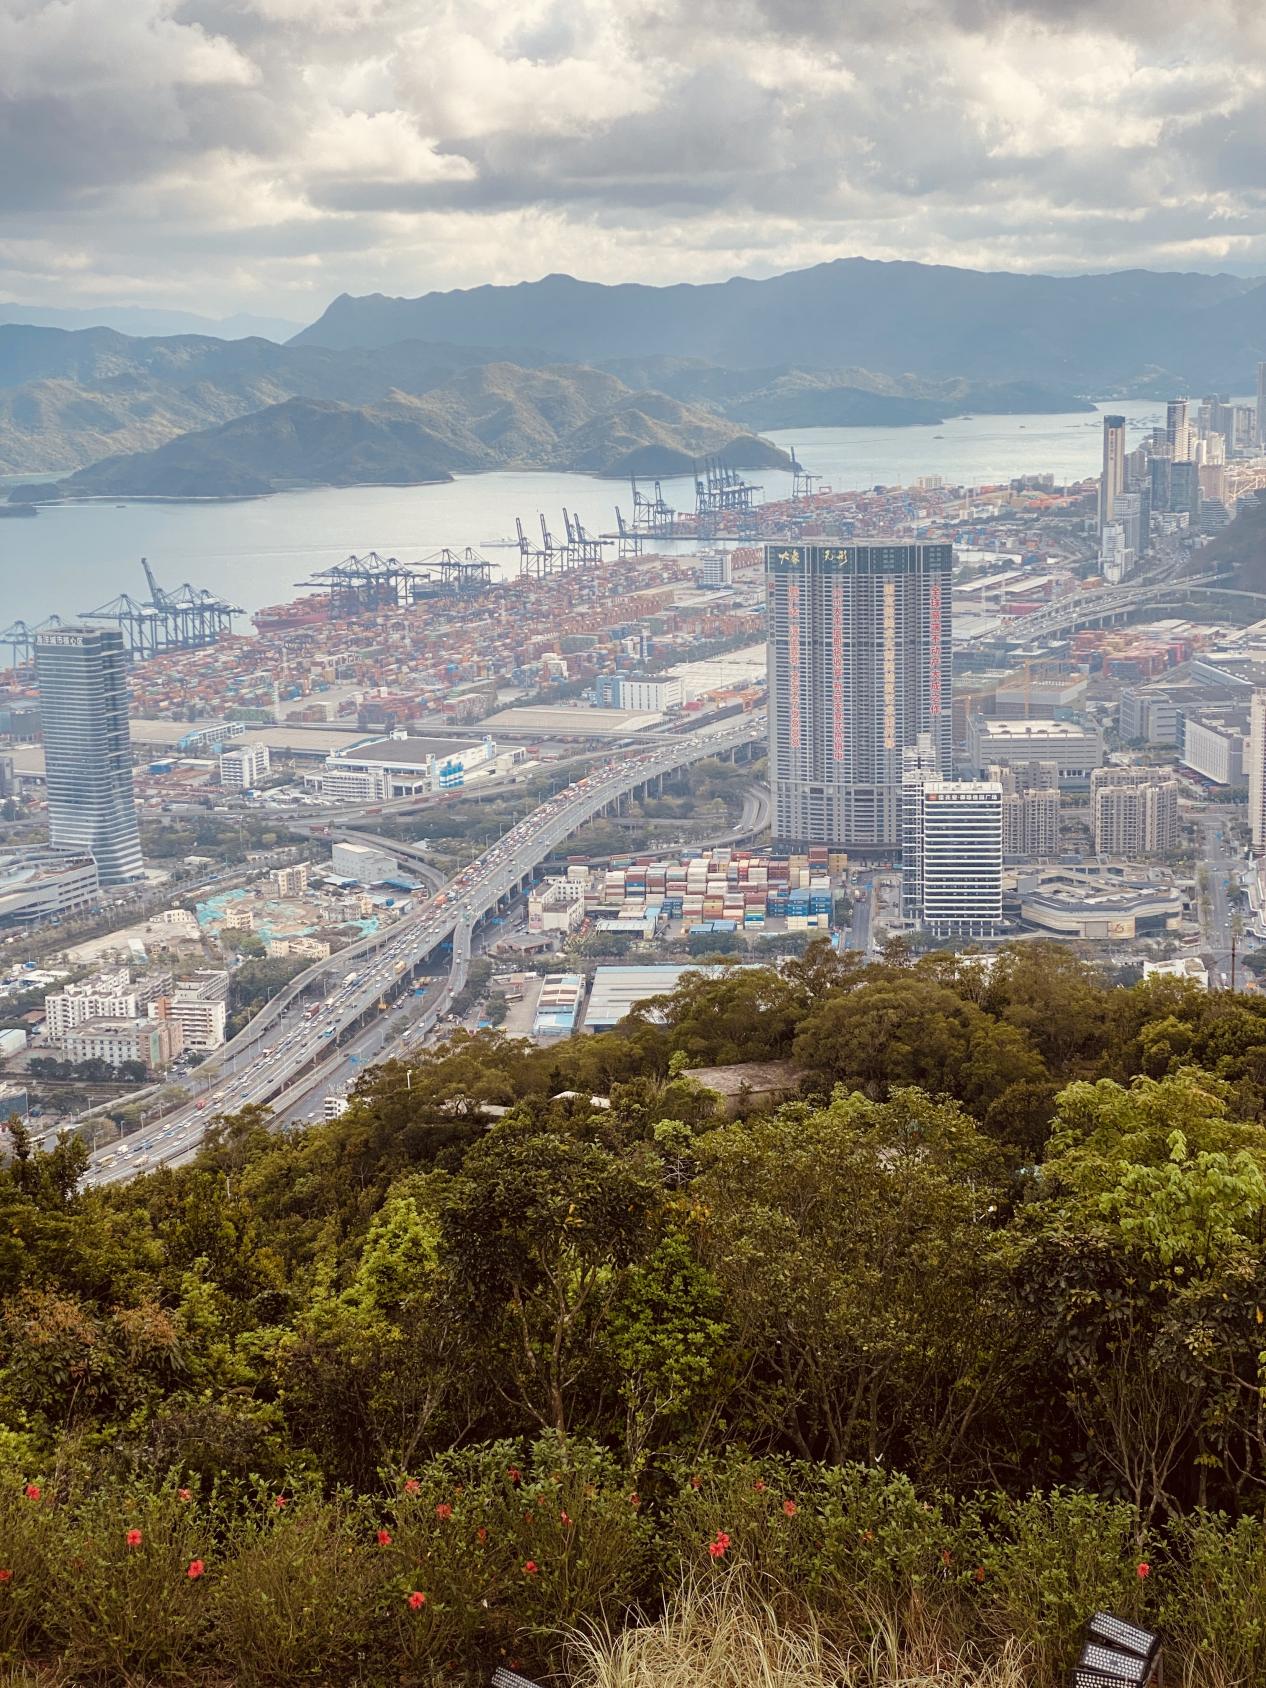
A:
[252, 595, 330, 634]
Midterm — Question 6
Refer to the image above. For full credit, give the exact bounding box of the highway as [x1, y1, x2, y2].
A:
[84, 713, 765, 1185]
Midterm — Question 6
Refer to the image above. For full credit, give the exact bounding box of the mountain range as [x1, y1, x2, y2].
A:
[0, 302, 302, 341]
[8, 365, 790, 500]
[5, 256, 1261, 501]
[294, 259, 1266, 392]
[0, 320, 1089, 485]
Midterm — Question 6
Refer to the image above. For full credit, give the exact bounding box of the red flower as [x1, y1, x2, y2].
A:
[178, 1488, 193, 1504]
[628, 1492, 641, 1509]
[560, 1510, 573, 1526]
[23, 1485, 40, 1502]
[689, 1474, 702, 1490]
[376, 1529, 392, 1546]
[476, 1527, 488, 1544]
[403, 1478, 420, 1496]
[187, 1559, 205, 1580]
[407, 1590, 427, 1611]
[522, 1560, 539, 1575]
[782, 1500, 797, 1517]
[434, 1503, 453, 1521]
[974, 1566, 986, 1583]
[941, 1549, 953, 1567]
[274, 1495, 287, 1510]
[126, 1529, 143, 1549]
[1137, 1562, 1151, 1579]
[861, 1530, 874, 1543]
[753, 1479, 767, 1493]
[507, 1466, 522, 1485]
[0, 1570, 11, 1582]
[708, 1530, 731, 1558]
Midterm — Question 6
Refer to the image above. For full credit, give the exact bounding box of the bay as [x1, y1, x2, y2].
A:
[0, 401, 1163, 628]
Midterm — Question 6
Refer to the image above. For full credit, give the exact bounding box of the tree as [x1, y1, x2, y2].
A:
[694, 1089, 1027, 1479]
[441, 1124, 663, 1438]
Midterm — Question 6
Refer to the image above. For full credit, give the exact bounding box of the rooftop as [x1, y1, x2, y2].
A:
[334, 734, 492, 767]
[973, 719, 1096, 739]
[482, 705, 665, 737]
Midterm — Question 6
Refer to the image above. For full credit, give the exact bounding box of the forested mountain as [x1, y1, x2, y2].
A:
[10, 367, 788, 500]
[0, 318, 1087, 480]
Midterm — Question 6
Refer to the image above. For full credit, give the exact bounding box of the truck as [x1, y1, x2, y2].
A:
[343, 972, 359, 986]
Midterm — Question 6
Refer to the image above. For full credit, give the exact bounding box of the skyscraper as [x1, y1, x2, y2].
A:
[34, 627, 143, 885]
[909, 780, 1004, 938]
[1250, 691, 1266, 853]
[1257, 364, 1266, 452]
[767, 542, 952, 848]
[1099, 414, 1126, 536]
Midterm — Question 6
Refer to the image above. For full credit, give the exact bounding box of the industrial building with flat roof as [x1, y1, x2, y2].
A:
[965, 718, 1104, 785]
[531, 975, 586, 1039]
[584, 963, 757, 1032]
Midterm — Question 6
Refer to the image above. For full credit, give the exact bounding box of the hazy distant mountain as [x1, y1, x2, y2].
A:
[0, 325, 557, 473]
[0, 302, 303, 342]
[10, 366, 789, 500]
[292, 259, 1266, 390]
[0, 320, 1093, 480]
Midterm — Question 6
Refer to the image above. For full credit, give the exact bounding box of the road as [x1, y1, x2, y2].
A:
[1197, 809, 1253, 987]
[85, 714, 765, 1185]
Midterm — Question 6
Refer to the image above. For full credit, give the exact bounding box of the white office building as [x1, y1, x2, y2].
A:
[966, 718, 1103, 786]
[331, 840, 399, 883]
[908, 780, 1004, 939]
[1250, 691, 1266, 850]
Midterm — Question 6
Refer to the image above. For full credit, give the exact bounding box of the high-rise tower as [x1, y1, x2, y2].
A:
[766, 541, 952, 848]
[34, 626, 143, 885]
[1099, 414, 1126, 537]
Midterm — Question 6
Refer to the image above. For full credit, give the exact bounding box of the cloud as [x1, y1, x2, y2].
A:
[0, 0, 1264, 319]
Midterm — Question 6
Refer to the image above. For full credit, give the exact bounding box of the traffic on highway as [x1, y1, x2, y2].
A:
[85, 714, 765, 1185]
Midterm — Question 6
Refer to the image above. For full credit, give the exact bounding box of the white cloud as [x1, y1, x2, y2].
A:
[1, 0, 1265, 319]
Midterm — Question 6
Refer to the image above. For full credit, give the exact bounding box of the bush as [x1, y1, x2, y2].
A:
[0, 1482, 60, 1662]
[208, 1488, 386, 1684]
[384, 1436, 653, 1679]
[1160, 1512, 1266, 1688]
[51, 1479, 212, 1681]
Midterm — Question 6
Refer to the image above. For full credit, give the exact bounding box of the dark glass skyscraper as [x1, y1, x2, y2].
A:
[34, 626, 143, 885]
[766, 541, 953, 848]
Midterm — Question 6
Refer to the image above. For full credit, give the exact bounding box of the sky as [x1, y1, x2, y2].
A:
[3, 0, 1266, 326]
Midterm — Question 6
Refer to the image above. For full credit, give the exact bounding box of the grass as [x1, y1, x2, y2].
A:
[569, 1581, 1037, 1688]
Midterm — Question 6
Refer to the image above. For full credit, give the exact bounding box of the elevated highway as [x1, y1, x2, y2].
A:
[1006, 572, 1266, 642]
[85, 713, 765, 1185]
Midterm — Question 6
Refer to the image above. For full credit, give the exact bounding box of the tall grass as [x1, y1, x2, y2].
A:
[570, 1579, 1037, 1688]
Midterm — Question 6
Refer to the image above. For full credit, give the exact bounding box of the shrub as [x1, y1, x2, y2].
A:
[50, 1479, 212, 1681]
[962, 1489, 1153, 1687]
[0, 1481, 60, 1661]
[383, 1435, 653, 1679]
[1160, 1512, 1266, 1688]
[208, 1488, 387, 1684]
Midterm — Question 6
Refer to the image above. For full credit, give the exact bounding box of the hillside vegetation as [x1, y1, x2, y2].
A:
[10, 365, 788, 500]
[0, 318, 1090, 484]
[7, 942, 1266, 1681]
